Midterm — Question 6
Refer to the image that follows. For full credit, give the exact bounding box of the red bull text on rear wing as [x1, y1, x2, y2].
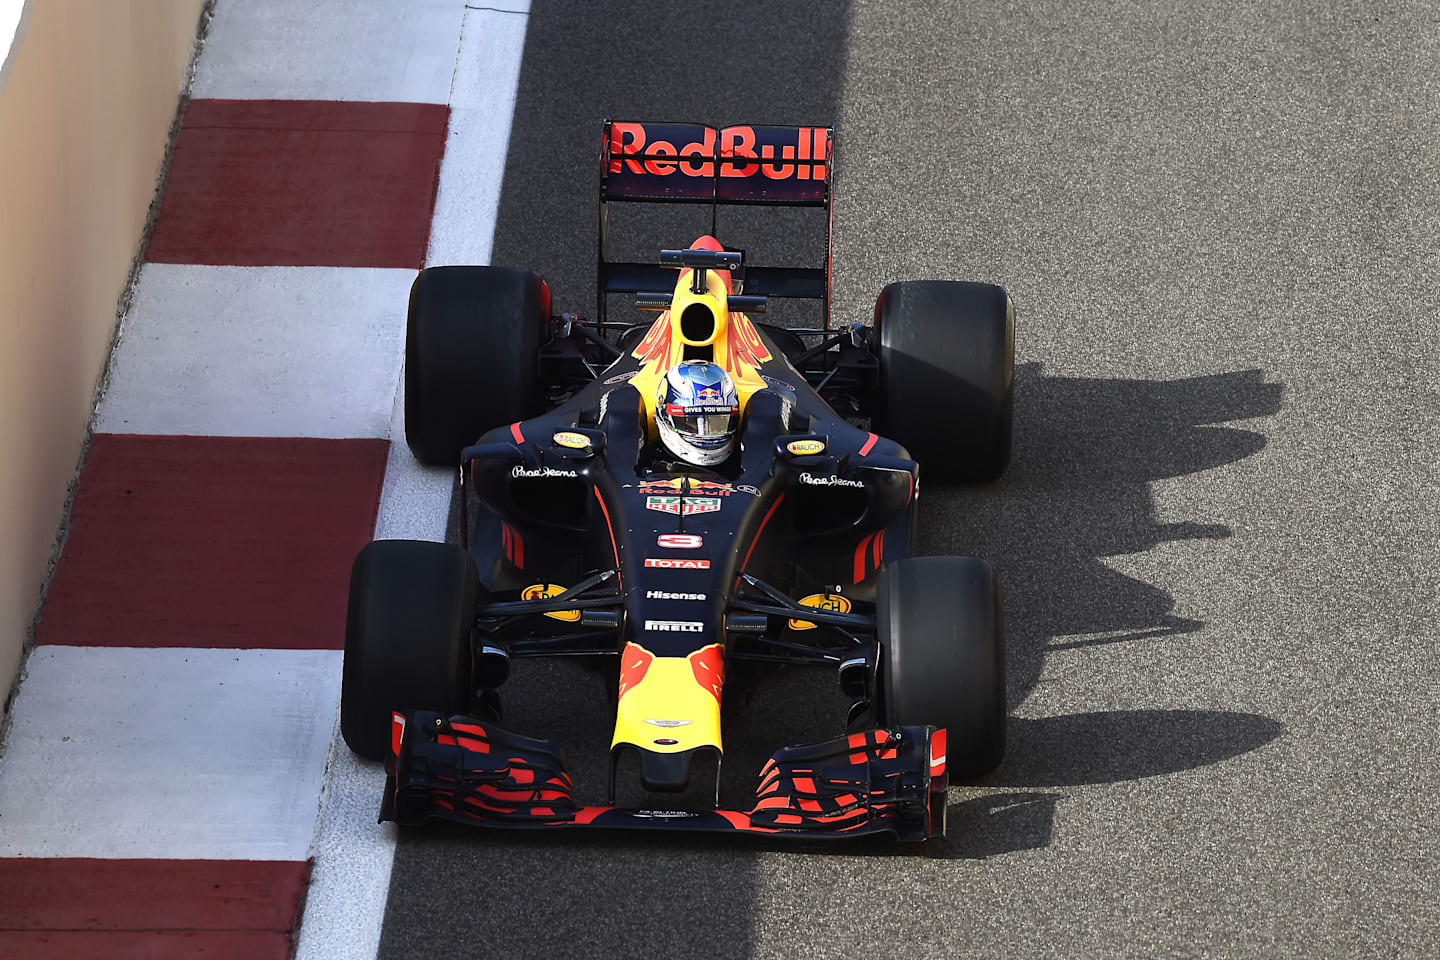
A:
[602, 122, 832, 204]
[597, 121, 836, 326]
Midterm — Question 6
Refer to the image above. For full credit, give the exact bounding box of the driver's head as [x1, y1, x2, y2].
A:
[656, 360, 740, 466]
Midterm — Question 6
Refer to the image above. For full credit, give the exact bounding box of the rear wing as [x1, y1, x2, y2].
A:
[597, 120, 834, 326]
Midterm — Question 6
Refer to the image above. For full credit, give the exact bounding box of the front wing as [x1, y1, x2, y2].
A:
[382, 711, 949, 842]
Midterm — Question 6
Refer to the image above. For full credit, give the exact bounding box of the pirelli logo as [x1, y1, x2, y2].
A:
[644, 620, 705, 633]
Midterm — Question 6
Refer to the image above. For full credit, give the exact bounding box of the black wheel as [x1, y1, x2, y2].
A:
[876, 556, 1006, 777]
[405, 266, 550, 465]
[341, 540, 478, 760]
[873, 280, 1014, 482]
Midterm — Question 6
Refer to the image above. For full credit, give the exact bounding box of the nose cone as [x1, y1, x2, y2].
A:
[612, 641, 726, 793]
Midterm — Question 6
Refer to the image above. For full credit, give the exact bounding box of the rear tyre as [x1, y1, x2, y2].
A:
[873, 280, 1014, 482]
[876, 556, 1006, 777]
[341, 540, 478, 761]
[405, 266, 551, 466]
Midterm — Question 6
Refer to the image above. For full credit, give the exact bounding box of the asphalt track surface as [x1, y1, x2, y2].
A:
[381, 2, 1440, 957]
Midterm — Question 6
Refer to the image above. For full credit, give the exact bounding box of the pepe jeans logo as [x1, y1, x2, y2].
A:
[799, 473, 864, 488]
[511, 465, 578, 478]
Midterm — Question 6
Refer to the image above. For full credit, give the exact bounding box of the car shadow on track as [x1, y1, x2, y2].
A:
[913, 709, 1286, 860]
[901, 364, 1287, 858]
[925, 363, 1285, 700]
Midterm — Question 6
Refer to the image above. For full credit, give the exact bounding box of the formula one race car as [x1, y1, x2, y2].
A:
[340, 121, 1014, 842]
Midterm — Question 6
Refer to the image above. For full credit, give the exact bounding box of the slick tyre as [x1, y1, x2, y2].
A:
[873, 280, 1014, 482]
[405, 266, 550, 465]
[341, 540, 478, 761]
[877, 556, 1006, 777]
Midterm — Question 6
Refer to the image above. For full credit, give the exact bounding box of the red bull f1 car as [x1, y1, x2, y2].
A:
[340, 121, 1015, 842]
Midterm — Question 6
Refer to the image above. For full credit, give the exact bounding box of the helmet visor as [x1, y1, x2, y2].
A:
[665, 404, 737, 448]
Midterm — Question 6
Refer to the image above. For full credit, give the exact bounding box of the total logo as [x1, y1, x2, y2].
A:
[657, 534, 703, 549]
[799, 472, 864, 488]
[646, 590, 707, 601]
[511, 465, 578, 478]
[644, 558, 710, 570]
[644, 620, 705, 633]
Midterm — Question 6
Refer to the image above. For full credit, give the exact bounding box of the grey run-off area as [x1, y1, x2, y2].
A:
[381, 2, 1440, 958]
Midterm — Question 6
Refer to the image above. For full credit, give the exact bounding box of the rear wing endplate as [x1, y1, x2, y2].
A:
[597, 120, 835, 326]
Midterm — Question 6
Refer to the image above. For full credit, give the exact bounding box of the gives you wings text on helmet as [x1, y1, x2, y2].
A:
[655, 360, 740, 467]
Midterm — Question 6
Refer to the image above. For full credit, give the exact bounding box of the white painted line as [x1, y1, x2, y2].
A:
[373, 363, 456, 543]
[424, 5, 532, 267]
[296, 5, 531, 956]
[193, 0, 467, 104]
[470, 0, 532, 13]
[293, 337, 456, 960]
[291, 368, 453, 960]
[293, 737, 393, 960]
[0, 646, 341, 860]
[292, 363, 454, 960]
[99, 264, 413, 439]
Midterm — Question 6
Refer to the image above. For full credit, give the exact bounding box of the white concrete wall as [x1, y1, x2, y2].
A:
[0, 0, 205, 698]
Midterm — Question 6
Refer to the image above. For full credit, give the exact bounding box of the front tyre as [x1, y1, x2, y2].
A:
[405, 266, 550, 466]
[873, 280, 1014, 482]
[341, 540, 478, 761]
[876, 556, 1006, 777]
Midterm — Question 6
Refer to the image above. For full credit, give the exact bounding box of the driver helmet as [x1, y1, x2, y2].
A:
[655, 360, 740, 466]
